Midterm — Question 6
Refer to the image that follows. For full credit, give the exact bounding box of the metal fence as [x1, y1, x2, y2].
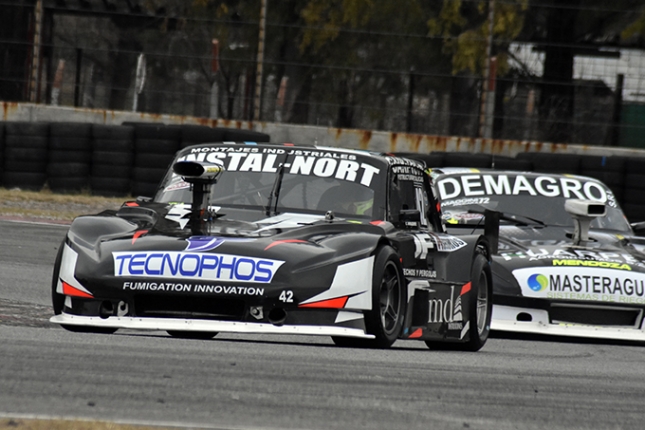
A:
[2, 0, 645, 147]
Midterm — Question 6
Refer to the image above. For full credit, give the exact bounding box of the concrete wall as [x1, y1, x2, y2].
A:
[3, 101, 645, 158]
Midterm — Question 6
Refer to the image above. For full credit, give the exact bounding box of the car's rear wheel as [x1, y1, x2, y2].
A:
[332, 246, 405, 349]
[51, 241, 117, 335]
[167, 331, 218, 340]
[425, 248, 492, 351]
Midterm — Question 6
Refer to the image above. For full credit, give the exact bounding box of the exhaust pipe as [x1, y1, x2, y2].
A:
[99, 301, 114, 319]
[268, 308, 287, 326]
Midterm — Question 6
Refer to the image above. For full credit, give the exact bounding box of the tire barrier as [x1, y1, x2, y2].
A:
[47, 122, 93, 194]
[0, 121, 270, 197]
[91, 125, 134, 197]
[127, 123, 181, 198]
[2, 122, 49, 191]
[0, 122, 4, 182]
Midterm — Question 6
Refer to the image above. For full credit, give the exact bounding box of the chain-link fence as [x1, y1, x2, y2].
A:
[2, 0, 645, 147]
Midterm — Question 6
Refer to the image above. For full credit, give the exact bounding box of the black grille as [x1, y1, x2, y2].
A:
[134, 295, 245, 320]
[549, 306, 640, 327]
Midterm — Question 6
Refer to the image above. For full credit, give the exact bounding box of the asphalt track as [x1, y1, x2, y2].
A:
[1, 219, 645, 430]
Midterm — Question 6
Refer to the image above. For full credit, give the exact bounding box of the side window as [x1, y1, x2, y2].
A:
[389, 167, 431, 229]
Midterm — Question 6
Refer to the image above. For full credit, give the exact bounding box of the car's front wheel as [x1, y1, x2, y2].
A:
[332, 245, 405, 349]
[425, 247, 492, 351]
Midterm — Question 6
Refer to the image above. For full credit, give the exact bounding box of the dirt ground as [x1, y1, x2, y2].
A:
[0, 188, 128, 223]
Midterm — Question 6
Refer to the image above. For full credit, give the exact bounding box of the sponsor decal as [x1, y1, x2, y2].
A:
[514, 267, 645, 304]
[185, 236, 254, 252]
[500, 249, 642, 265]
[428, 285, 466, 328]
[392, 165, 423, 182]
[177, 148, 381, 187]
[411, 232, 467, 258]
[527, 274, 548, 292]
[403, 268, 437, 278]
[441, 197, 491, 207]
[113, 251, 284, 284]
[552, 259, 631, 271]
[437, 174, 608, 203]
[122, 282, 264, 295]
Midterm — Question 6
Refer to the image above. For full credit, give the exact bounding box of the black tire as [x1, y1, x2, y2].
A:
[4, 135, 48, 149]
[48, 177, 89, 193]
[516, 152, 581, 175]
[92, 151, 134, 166]
[2, 171, 46, 190]
[4, 121, 49, 136]
[91, 164, 131, 179]
[167, 330, 218, 340]
[223, 128, 270, 142]
[48, 149, 92, 163]
[50, 122, 92, 138]
[4, 147, 47, 162]
[332, 246, 405, 349]
[132, 167, 167, 182]
[127, 123, 181, 140]
[134, 138, 179, 154]
[131, 181, 161, 198]
[134, 152, 175, 169]
[5, 161, 47, 173]
[90, 177, 131, 195]
[47, 162, 90, 177]
[491, 156, 533, 171]
[92, 124, 134, 140]
[181, 124, 227, 147]
[444, 152, 492, 168]
[49, 136, 91, 151]
[92, 138, 133, 152]
[625, 157, 645, 174]
[425, 248, 492, 352]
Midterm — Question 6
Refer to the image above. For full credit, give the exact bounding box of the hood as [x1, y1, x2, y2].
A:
[491, 224, 645, 303]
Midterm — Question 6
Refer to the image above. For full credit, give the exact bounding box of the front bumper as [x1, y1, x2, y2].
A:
[492, 304, 645, 342]
[50, 313, 375, 338]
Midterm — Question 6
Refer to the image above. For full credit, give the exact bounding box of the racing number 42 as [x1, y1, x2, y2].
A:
[279, 290, 294, 303]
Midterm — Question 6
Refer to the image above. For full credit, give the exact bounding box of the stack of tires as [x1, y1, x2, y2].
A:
[222, 128, 271, 143]
[622, 157, 645, 222]
[46, 122, 92, 193]
[443, 152, 492, 168]
[0, 122, 4, 185]
[2, 122, 49, 191]
[127, 123, 180, 197]
[91, 124, 135, 197]
[179, 124, 227, 149]
[516, 152, 581, 175]
[491, 155, 533, 171]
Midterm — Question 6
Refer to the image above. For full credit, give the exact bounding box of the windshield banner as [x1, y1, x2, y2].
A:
[177, 147, 381, 187]
[437, 174, 608, 203]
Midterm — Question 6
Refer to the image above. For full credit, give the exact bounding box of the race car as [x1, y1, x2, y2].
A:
[432, 167, 645, 342]
[50, 143, 496, 350]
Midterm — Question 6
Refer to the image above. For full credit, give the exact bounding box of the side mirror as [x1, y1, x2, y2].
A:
[631, 221, 645, 236]
[399, 209, 421, 222]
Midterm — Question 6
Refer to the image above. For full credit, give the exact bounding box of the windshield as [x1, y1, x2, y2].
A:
[435, 172, 631, 232]
[156, 145, 386, 221]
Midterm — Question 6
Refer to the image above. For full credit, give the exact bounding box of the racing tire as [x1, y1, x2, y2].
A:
[424, 248, 492, 352]
[51, 241, 117, 334]
[332, 246, 405, 349]
[166, 330, 218, 340]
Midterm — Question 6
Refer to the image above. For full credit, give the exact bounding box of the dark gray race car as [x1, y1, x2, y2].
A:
[432, 167, 645, 342]
[50, 143, 496, 350]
